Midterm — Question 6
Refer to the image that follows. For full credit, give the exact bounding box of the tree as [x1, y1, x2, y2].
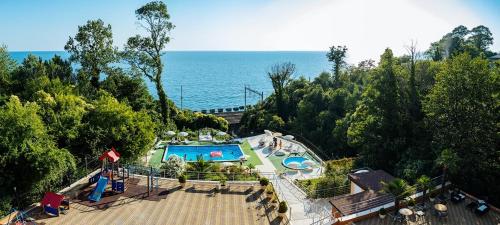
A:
[468, 25, 494, 55]
[425, 53, 498, 199]
[65, 19, 117, 89]
[0, 45, 16, 102]
[416, 175, 432, 202]
[0, 96, 76, 214]
[326, 45, 348, 85]
[191, 155, 212, 173]
[123, 1, 175, 124]
[381, 178, 414, 211]
[348, 49, 406, 171]
[435, 148, 459, 192]
[161, 155, 185, 176]
[268, 62, 295, 121]
[101, 68, 154, 111]
[77, 92, 156, 161]
[405, 40, 422, 121]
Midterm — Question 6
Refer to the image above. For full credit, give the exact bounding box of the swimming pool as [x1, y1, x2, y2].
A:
[163, 144, 244, 162]
[282, 156, 316, 170]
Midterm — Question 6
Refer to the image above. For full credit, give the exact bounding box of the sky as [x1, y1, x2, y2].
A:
[1, 0, 499, 63]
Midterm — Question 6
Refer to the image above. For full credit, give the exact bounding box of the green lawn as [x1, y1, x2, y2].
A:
[240, 140, 263, 166]
[149, 147, 166, 168]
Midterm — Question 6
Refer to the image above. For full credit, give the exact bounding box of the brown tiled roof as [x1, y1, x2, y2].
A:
[330, 191, 394, 215]
[348, 170, 395, 192]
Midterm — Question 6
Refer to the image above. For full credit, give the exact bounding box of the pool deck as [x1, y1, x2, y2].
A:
[27, 177, 288, 225]
[246, 134, 330, 225]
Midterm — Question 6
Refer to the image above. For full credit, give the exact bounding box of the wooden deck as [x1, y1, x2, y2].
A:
[27, 177, 288, 225]
[354, 201, 500, 225]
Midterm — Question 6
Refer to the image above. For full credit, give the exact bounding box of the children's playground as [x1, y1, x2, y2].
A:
[3, 147, 287, 225]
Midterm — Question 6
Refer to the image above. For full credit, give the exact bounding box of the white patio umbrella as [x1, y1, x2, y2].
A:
[302, 160, 315, 167]
[179, 132, 189, 137]
[283, 135, 294, 140]
[287, 161, 301, 169]
[273, 132, 282, 137]
[264, 130, 273, 136]
[166, 131, 176, 136]
[216, 131, 227, 136]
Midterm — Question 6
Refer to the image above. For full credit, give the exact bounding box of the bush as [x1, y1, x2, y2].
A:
[278, 201, 288, 213]
[178, 174, 186, 183]
[260, 177, 269, 186]
[161, 155, 185, 175]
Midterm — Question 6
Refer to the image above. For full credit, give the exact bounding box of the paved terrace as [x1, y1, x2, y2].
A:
[354, 200, 500, 225]
[26, 177, 288, 225]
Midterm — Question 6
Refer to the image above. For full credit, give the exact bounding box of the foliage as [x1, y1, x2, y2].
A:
[65, 19, 117, 89]
[268, 62, 295, 121]
[76, 92, 156, 161]
[178, 174, 186, 183]
[175, 110, 228, 131]
[278, 201, 288, 213]
[189, 155, 212, 172]
[259, 177, 269, 186]
[326, 45, 348, 85]
[161, 155, 185, 176]
[381, 178, 414, 210]
[0, 96, 76, 215]
[123, 1, 175, 124]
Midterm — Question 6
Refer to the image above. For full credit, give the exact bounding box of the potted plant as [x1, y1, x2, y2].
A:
[266, 186, 274, 199]
[429, 192, 437, 202]
[260, 177, 269, 190]
[218, 177, 226, 191]
[408, 199, 416, 210]
[379, 208, 387, 219]
[178, 174, 187, 188]
[278, 201, 288, 218]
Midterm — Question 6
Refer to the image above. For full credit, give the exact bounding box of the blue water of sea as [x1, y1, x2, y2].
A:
[163, 144, 244, 162]
[9, 51, 330, 110]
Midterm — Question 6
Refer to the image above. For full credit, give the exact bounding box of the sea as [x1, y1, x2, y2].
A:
[9, 51, 330, 110]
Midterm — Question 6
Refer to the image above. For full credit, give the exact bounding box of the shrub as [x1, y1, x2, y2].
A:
[161, 155, 185, 176]
[260, 177, 269, 186]
[178, 174, 186, 183]
[278, 201, 288, 213]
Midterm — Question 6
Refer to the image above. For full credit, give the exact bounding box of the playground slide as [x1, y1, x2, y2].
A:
[88, 176, 108, 202]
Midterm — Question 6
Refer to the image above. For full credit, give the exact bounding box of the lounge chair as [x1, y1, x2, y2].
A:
[183, 139, 193, 145]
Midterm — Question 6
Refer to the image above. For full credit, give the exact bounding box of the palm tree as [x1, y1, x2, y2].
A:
[435, 148, 459, 193]
[416, 175, 433, 202]
[193, 155, 212, 173]
[381, 178, 414, 212]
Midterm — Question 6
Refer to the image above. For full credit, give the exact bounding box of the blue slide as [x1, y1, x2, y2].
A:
[88, 176, 108, 202]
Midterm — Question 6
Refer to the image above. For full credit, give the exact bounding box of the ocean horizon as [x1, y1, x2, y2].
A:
[9, 51, 330, 110]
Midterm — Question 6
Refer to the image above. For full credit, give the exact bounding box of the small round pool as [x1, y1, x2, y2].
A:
[282, 156, 311, 170]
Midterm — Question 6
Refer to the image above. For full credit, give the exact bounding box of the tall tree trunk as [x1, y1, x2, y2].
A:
[156, 77, 169, 124]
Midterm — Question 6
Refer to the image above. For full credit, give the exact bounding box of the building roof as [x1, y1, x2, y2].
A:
[348, 170, 395, 192]
[330, 190, 394, 215]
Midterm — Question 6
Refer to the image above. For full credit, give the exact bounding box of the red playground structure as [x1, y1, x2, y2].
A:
[41, 192, 69, 216]
[88, 147, 128, 202]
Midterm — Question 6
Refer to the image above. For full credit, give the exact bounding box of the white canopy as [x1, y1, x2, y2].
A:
[283, 135, 294, 140]
[221, 162, 233, 167]
[166, 131, 176, 136]
[264, 130, 273, 136]
[216, 131, 227, 136]
[179, 132, 189, 137]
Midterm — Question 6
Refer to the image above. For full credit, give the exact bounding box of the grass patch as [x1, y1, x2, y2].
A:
[148, 148, 165, 168]
[240, 140, 263, 166]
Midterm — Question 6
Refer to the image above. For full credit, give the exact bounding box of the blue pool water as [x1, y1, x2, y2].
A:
[163, 144, 244, 162]
[282, 156, 314, 170]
